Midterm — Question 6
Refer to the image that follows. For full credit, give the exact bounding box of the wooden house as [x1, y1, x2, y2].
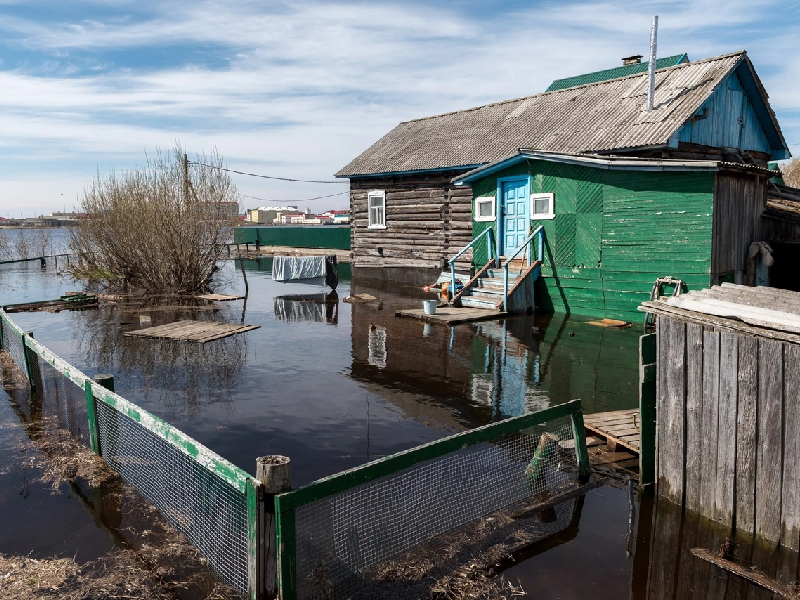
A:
[337, 51, 790, 317]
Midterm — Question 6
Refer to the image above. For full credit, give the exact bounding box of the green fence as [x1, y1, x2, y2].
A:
[0, 308, 260, 596]
[234, 226, 350, 250]
[1, 307, 589, 600]
[275, 399, 590, 599]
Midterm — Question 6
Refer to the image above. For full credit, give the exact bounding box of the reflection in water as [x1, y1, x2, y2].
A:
[274, 291, 339, 324]
[633, 495, 800, 599]
[72, 304, 246, 416]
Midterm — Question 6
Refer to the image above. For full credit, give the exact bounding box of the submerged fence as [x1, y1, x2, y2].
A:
[0, 307, 590, 600]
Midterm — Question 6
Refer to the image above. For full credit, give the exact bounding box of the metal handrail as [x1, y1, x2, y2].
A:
[449, 228, 495, 299]
[502, 225, 544, 308]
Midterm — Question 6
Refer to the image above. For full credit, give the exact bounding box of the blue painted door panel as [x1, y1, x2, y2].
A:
[501, 179, 529, 255]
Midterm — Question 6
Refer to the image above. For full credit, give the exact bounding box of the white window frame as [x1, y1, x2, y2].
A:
[474, 195, 496, 222]
[367, 190, 386, 229]
[531, 193, 555, 220]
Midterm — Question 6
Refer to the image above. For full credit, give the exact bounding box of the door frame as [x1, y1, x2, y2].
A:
[496, 175, 532, 258]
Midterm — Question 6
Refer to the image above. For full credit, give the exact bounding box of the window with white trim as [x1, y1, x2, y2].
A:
[474, 195, 496, 222]
[531, 193, 555, 220]
[368, 190, 386, 229]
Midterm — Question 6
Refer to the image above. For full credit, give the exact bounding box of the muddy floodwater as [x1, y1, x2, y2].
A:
[2, 247, 798, 598]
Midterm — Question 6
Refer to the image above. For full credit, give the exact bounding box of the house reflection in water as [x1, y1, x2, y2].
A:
[349, 280, 639, 431]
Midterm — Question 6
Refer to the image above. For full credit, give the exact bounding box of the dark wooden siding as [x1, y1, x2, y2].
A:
[350, 172, 473, 274]
[711, 170, 768, 282]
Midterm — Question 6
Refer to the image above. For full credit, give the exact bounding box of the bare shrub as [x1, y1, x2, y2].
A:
[0, 230, 11, 261]
[70, 144, 239, 294]
[784, 157, 800, 188]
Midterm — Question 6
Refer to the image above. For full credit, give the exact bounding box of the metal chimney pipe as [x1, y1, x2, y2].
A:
[646, 15, 658, 111]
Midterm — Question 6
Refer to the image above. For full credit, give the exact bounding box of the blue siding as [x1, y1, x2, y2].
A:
[677, 71, 772, 154]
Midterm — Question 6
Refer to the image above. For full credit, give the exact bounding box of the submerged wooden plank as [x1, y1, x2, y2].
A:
[781, 344, 800, 550]
[716, 332, 738, 525]
[685, 323, 704, 514]
[699, 329, 720, 518]
[756, 339, 784, 545]
[735, 335, 758, 534]
[395, 307, 506, 325]
[124, 320, 260, 342]
[195, 293, 246, 301]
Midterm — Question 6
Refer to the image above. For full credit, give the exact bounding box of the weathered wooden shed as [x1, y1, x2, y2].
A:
[453, 151, 778, 320]
[336, 51, 789, 286]
[640, 284, 800, 550]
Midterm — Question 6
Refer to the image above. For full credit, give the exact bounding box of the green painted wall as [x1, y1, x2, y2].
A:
[470, 160, 715, 320]
[234, 226, 350, 250]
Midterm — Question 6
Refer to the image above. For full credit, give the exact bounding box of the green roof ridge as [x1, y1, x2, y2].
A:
[546, 54, 689, 92]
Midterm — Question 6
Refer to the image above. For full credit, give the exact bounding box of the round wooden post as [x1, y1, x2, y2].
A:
[256, 456, 291, 599]
[93, 373, 115, 392]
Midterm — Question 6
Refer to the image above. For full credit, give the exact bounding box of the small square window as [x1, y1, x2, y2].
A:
[474, 196, 496, 222]
[531, 193, 555, 220]
[368, 190, 386, 229]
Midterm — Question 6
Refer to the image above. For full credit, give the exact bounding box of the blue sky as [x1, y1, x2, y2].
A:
[1, 0, 798, 217]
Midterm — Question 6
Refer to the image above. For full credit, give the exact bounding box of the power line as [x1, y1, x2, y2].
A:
[238, 191, 349, 204]
[189, 161, 345, 184]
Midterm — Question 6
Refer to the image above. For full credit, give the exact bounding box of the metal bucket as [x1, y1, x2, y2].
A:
[423, 300, 437, 315]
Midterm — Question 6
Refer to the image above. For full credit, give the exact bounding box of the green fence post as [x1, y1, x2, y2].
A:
[22, 331, 38, 393]
[570, 406, 591, 484]
[84, 379, 102, 455]
[275, 497, 297, 600]
[247, 477, 263, 600]
[639, 333, 657, 493]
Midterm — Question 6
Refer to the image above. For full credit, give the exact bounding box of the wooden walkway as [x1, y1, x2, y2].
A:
[195, 293, 246, 302]
[584, 408, 640, 453]
[124, 320, 260, 343]
[395, 306, 506, 325]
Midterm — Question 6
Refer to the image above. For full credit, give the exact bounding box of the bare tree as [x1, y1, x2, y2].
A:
[70, 144, 239, 294]
[783, 158, 800, 188]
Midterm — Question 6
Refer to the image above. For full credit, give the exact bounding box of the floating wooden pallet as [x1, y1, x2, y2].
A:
[584, 408, 640, 453]
[195, 293, 246, 302]
[124, 320, 260, 343]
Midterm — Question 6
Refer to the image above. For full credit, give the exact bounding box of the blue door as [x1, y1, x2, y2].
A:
[501, 179, 529, 256]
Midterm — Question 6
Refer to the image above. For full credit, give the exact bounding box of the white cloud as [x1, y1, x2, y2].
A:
[0, 0, 798, 214]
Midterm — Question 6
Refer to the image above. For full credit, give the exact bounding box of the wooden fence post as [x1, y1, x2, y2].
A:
[256, 456, 292, 600]
[639, 333, 657, 493]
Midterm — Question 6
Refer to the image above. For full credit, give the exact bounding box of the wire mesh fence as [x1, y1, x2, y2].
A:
[0, 308, 255, 596]
[96, 401, 250, 591]
[276, 401, 589, 600]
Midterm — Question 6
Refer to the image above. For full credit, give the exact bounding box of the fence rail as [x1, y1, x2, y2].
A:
[1, 306, 590, 600]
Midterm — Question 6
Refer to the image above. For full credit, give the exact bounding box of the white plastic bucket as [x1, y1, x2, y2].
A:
[423, 300, 437, 315]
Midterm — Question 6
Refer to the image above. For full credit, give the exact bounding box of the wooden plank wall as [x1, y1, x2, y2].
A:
[656, 315, 800, 549]
[711, 170, 768, 282]
[350, 172, 473, 273]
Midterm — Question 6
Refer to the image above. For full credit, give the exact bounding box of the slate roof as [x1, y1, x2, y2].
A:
[336, 51, 784, 178]
[546, 53, 688, 92]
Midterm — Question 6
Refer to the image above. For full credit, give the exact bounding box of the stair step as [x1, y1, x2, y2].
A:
[464, 288, 504, 300]
[473, 278, 517, 290]
[460, 296, 502, 310]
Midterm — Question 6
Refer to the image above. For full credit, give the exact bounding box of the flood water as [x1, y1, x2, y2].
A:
[1, 237, 797, 598]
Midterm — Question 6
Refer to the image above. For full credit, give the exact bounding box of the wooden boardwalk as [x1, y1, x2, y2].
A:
[124, 320, 260, 343]
[395, 306, 506, 325]
[195, 293, 246, 302]
[584, 408, 640, 453]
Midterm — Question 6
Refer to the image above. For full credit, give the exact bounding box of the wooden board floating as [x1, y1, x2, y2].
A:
[195, 293, 246, 302]
[123, 320, 260, 343]
[395, 306, 507, 325]
[584, 408, 641, 453]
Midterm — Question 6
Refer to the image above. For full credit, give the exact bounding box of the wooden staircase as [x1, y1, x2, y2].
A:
[451, 257, 541, 313]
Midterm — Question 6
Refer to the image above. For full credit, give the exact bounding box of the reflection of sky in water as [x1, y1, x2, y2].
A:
[1, 248, 640, 487]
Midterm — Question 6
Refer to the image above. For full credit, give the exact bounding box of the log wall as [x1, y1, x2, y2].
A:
[655, 314, 800, 549]
[349, 172, 474, 277]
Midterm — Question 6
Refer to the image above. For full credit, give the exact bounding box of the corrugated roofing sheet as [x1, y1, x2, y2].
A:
[546, 54, 688, 92]
[337, 52, 746, 178]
